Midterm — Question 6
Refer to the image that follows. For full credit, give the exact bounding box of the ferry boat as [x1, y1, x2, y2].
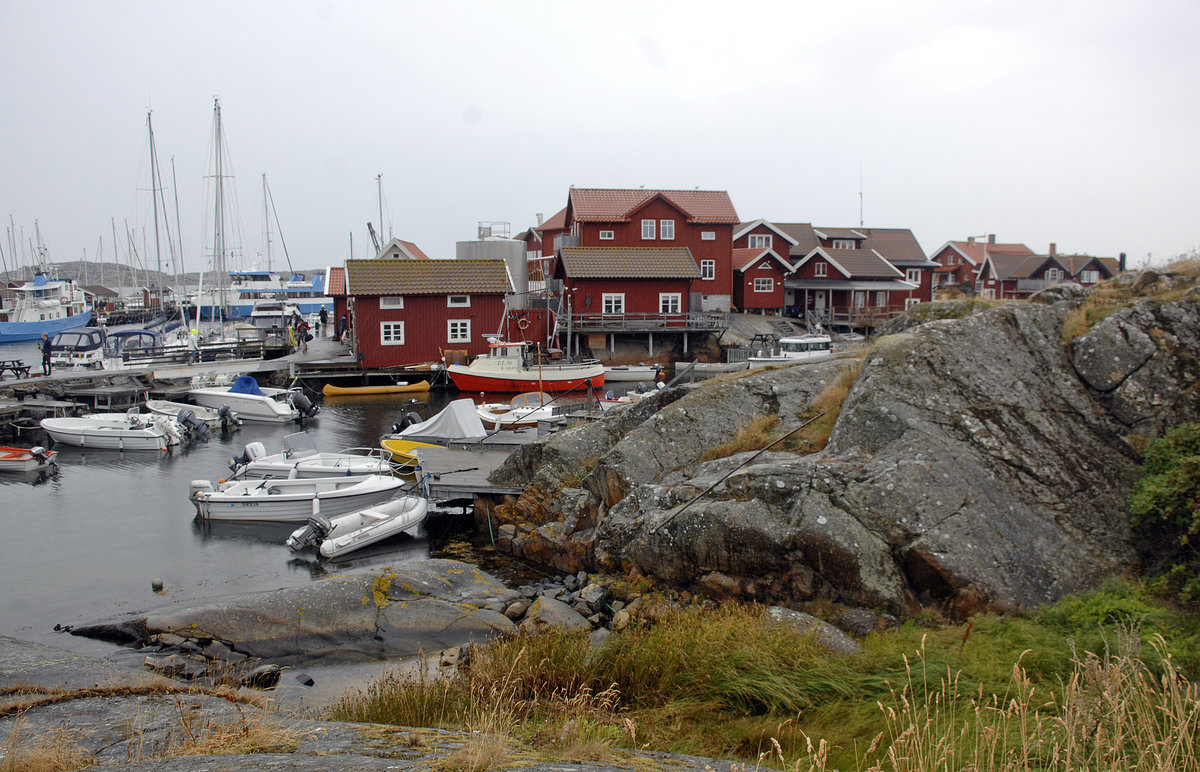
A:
[189, 270, 332, 320]
[747, 333, 835, 368]
[0, 272, 92, 343]
[446, 338, 604, 393]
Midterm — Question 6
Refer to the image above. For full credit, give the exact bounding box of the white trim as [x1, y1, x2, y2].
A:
[732, 218, 800, 245]
[641, 219, 656, 240]
[599, 229, 615, 240]
[753, 277, 774, 293]
[380, 296, 404, 309]
[736, 248, 791, 273]
[660, 219, 675, 240]
[905, 268, 922, 284]
[380, 320, 405, 345]
[700, 259, 715, 280]
[748, 233, 772, 249]
[602, 293, 625, 314]
[701, 231, 716, 241]
[659, 292, 681, 313]
[447, 294, 471, 307]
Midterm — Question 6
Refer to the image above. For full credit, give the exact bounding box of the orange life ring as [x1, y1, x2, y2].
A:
[59, 296, 68, 305]
[517, 318, 530, 330]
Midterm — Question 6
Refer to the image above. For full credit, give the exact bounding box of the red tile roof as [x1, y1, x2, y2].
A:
[345, 259, 510, 296]
[945, 240, 1036, 265]
[327, 266, 346, 296]
[568, 188, 739, 224]
[558, 246, 700, 279]
[536, 207, 568, 232]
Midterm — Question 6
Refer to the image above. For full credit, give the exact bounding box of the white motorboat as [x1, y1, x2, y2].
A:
[602, 364, 663, 383]
[0, 445, 58, 473]
[286, 495, 428, 559]
[447, 338, 604, 393]
[189, 474, 406, 522]
[476, 391, 559, 430]
[40, 411, 182, 451]
[188, 374, 319, 423]
[599, 381, 666, 408]
[228, 431, 400, 479]
[747, 333, 835, 368]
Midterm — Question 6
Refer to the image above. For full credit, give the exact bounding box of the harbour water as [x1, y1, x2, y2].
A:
[0, 385, 457, 666]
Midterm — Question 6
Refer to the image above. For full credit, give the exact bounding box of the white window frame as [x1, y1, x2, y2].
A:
[875, 290, 888, 307]
[833, 239, 856, 249]
[659, 292, 681, 314]
[447, 319, 470, 343]
[753, 277, 774, 293]
[641, 219, 656, 240]
[700, 259, 715, 280]
[599, 229, 615, 240]
[701, 231, 716, 241]
[660, 219, 675, 240]
[814, 262, 828, 278]
[906, 268, 922, 284]
[447, 295, 471, 307]
[380, 296, 404, 309]
[1079, 269, 1099, 284]
[982, 288, 996, 299]
[602, 293, 625, 314]
[905, 297, 921, 309]
[1046, 268, 1064, 282]
[748, 234, 772, 249]
[380, 320, 405, 345]
[853, 291, 866, 307]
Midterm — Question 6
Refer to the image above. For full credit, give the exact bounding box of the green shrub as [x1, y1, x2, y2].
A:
[1129, 424, 1200, 606]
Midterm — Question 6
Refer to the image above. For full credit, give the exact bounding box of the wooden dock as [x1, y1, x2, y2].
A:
[410, 446, 523, 504]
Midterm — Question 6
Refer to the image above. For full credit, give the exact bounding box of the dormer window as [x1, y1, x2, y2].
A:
[642, 219, 656, 240]
[660, 220, 675, 240]
[833, 239, 856, 249]
[748, 234, 772, 249]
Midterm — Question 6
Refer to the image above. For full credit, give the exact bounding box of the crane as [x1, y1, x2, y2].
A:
[367, 222, 381, 256]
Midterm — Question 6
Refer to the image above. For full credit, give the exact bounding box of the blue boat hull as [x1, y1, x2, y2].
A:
[0, 307, 94, 344]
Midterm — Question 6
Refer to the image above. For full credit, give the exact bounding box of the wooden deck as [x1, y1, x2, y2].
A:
[409, 446, 523, 503]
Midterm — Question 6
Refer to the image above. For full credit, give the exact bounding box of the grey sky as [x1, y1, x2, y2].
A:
[2, 0, 1197, 276]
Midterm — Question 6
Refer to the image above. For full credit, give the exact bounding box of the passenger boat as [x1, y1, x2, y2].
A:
[746, 333, 835, 368]
[0, 270, 92, 344]
[321, 380, 430, 397]
[0, 445, 58, 473]
[476, 391, 558, 430]
[190, 270, 333, 320]
[40, 411, 182, 451]
[285, 495, 428, 558]
[446, 338, 604, 393]
[189, 474, 406, 522]
[227, 431, 400, 479]
[188, 375, 319, 423]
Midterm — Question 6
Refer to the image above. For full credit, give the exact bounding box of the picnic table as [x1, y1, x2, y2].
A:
[0, 360, 31, 379]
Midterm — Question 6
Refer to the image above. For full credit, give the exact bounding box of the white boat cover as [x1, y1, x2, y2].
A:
[399, 398, 487, 440]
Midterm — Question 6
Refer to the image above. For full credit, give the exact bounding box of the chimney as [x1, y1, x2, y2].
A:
[1119, 252, 1126, 271]
[1049, 242, 1056, 256]
[967, 236, 975, 244]
[988, 234, 996, 245]
[536, 213, 544, 227]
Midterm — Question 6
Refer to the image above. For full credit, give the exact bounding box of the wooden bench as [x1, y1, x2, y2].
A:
[0, 360, 31, 380]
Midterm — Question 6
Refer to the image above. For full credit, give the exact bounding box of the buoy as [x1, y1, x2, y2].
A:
[151, 578, 164, 592]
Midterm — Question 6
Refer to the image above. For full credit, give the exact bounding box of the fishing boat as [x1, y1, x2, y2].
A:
[188, 375, 318, 423]
[285, 495, 428, 559]
[746, 333, 836, 368]
[321, 380, 430, 397]
[227, 431, 400, 479]
[189, 474, 406, 522]
[0, 445, 58, 473]
[476, 391, 559, 430]
[40, 411, 182, 451]
[446, 338, 604, 393]
[0, 270, 92, 344]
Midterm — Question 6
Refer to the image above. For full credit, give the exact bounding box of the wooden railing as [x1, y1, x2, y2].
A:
[563, 312, 727, 333]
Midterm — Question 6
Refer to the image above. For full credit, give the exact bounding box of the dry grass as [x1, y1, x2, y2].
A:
[1, 720, 94, 772]
[783, 359, 864, 454]
[699, 414, 781, 463]
[133, 694, 300, 759]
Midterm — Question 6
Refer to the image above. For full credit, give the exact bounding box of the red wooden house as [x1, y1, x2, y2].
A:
[732, 247, 791, 314]
[928, 236, 1036, 294]
[325, 265, 349, 336]
[343, 258, 510, 367]
[788, 245, 916, 328]
[858, 228, 935, 309]
[977, 245, 1122, 300]
[562, 187, 739, 311]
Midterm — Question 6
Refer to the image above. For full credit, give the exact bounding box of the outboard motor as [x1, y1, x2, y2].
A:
[229, 441, 267, 474]
[29, 446, 55, 466]
[176, 408, 211, 442]
[216, 404, 241, 431]
[289, 392, 320, 424]
[286, 515, 333, 551]
[636, 382, 647, 394]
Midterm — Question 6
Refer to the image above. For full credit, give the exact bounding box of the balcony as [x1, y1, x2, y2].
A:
[562, 312, 727, 334]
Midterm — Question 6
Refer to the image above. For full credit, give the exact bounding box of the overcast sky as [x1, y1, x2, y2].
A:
[2, 0, 1197, 276]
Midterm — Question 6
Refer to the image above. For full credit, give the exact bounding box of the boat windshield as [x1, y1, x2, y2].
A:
[511, 392, 552, 408]
[780, 338, 831, 353]
[281, 432, 319, 459]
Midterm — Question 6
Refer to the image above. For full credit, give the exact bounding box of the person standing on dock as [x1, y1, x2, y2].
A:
[319, 306, 328, 337]
[38, 333, 53, 376]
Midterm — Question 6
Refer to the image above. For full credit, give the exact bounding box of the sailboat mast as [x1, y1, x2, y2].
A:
[148, 111, 165, 311]
[262, 173, 272, 272]
[211, 97, 228, 319]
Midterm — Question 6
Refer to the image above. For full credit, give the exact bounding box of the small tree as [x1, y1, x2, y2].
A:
[1129, 423, 1200, 604]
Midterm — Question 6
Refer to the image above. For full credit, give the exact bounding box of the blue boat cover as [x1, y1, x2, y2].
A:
[228, 376, 266, 396]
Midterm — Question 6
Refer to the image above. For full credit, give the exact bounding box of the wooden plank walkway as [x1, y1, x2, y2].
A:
[409, 446, 523, 503]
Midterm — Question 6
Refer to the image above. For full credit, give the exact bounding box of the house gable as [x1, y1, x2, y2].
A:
[733, 219, 800, 246]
